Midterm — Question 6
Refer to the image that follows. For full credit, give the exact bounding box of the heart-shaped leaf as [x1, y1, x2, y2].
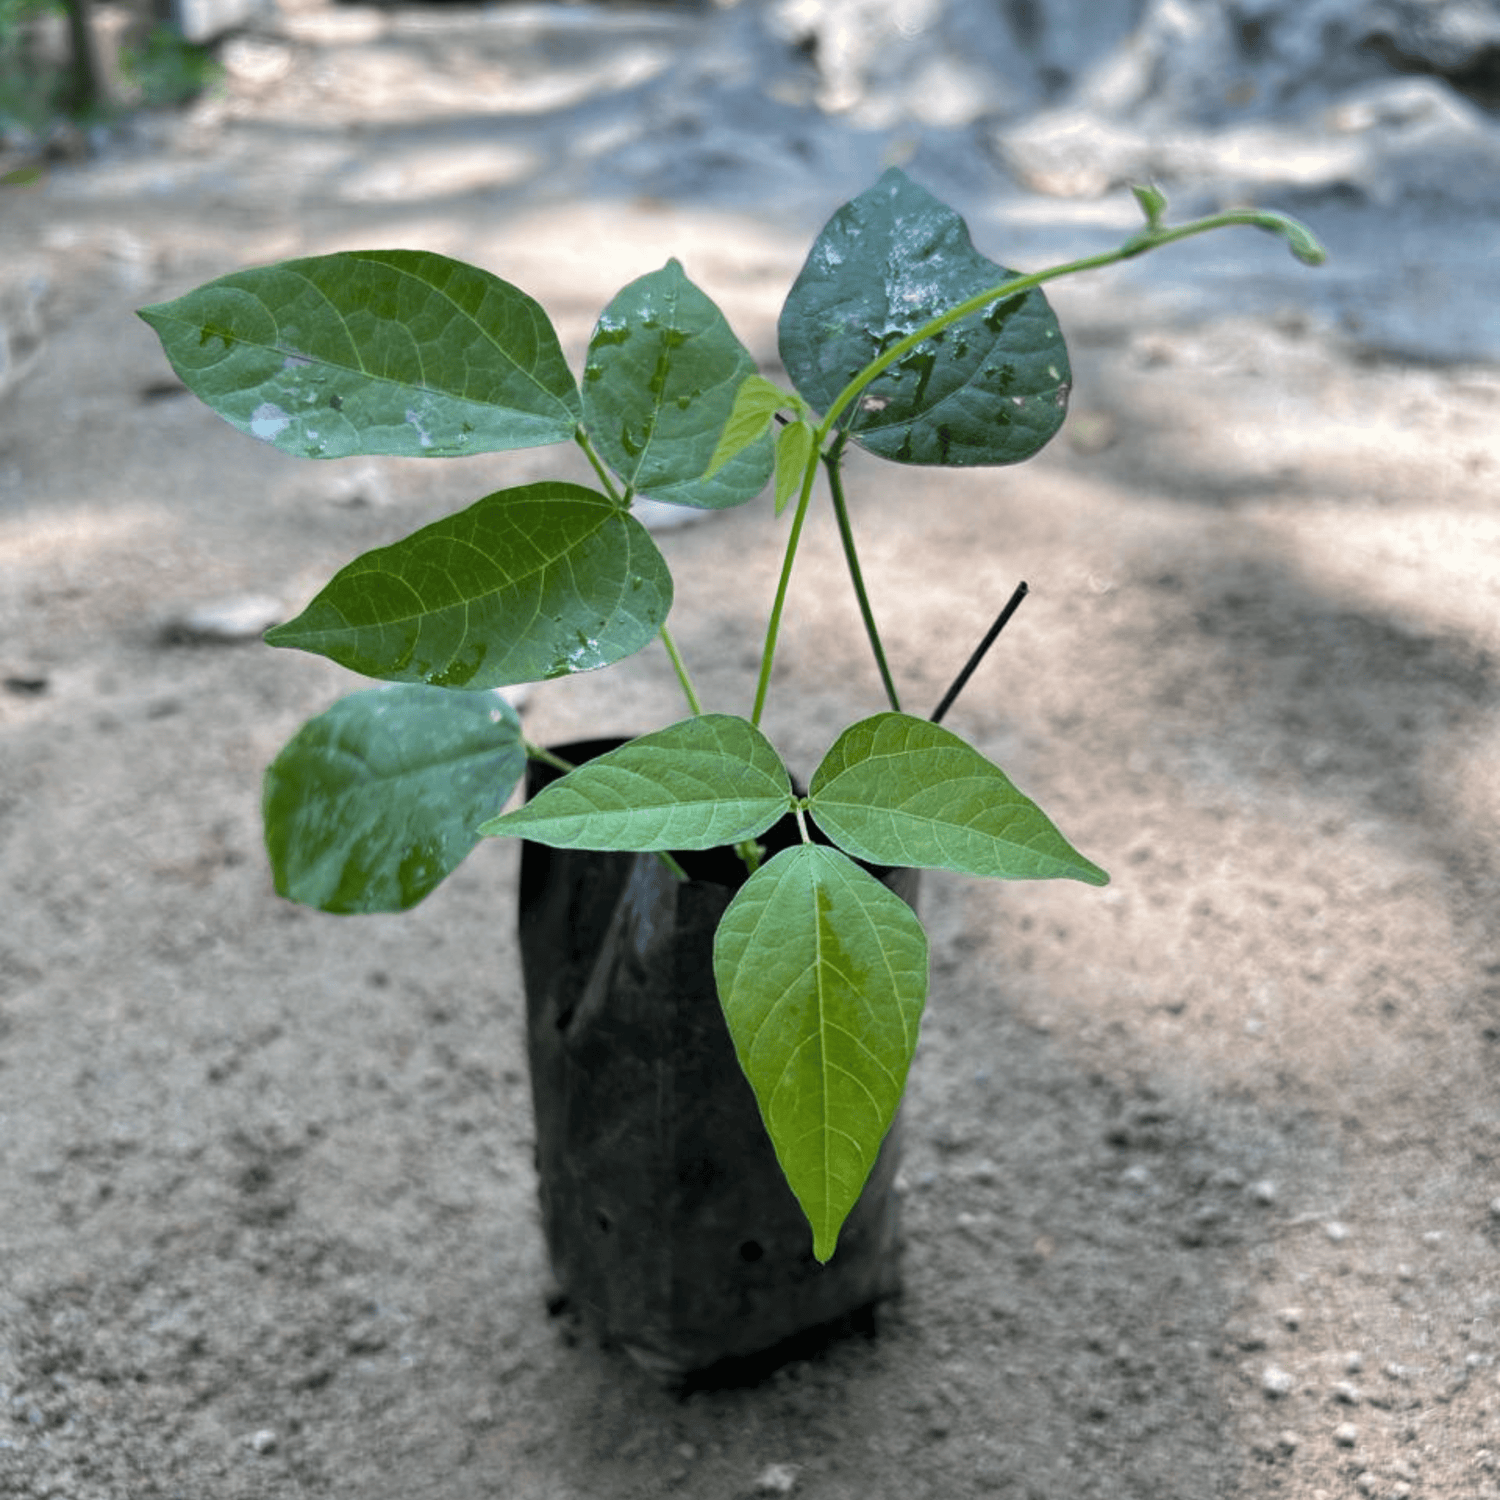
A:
[583, 259, 774, 508]
[714, 843, 928, 1262]
[137, 249, 580, 459]
[264, 481, 672, 689]
[480, 714, 791, 850]
[778, 168, 1071, 466]
[809, 713, 1108, 884]
[263, 685, 526, 913]
[810, 717, 1116, 888]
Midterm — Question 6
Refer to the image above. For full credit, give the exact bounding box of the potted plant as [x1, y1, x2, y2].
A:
[138, 170, 1323, 1379]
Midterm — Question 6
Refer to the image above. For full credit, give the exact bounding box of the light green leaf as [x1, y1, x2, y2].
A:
[778, 168, 1071, 467]
[263, 685, 526, 913]
[137, 249, 581, 459]
[583, 259, 774, 508]
[264, 481, 672, 689]
[479, 714, 791, 850]
[774, 419, 816, 514]
[1131, 181, 1169, 228]
[714, 844, 928, 1263]
[704, 373, 798, 479]
[809, 712, 1109, 885]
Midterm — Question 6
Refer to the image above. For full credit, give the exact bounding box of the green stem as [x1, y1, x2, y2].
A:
[750, 454, 821, 728]
[659, 623, 704, 716]
[814, 206, 1326, 447]
[823, 439, 901, 713]
[523, 740, 575, 773]
[793, 802, 812, 845]
[575, 428, 625, 505]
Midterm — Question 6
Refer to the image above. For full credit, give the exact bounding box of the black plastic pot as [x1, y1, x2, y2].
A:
[517, 739, 918, 1381]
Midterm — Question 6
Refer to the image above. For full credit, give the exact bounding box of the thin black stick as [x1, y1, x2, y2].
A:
[929, 581, 1029, 725]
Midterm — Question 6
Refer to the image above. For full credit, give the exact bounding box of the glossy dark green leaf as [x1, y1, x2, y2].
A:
[264, 482, 672, 689]
[809, 712, 1109, 885]
[263, 685, 526, 913]
[713, 844, 928, 1262]
[479, 714, 791, 849]
[778, 168, 1071, 467]
[583, 259, 774, 508]
[137, 249, 580, 459]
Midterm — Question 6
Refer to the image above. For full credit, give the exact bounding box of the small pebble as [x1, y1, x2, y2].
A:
[754, 1463, 801, 1495]
[1344, 1351, 1364, 1373]
[1325, 1221, 1350, 1243]
[1354, 1473, 1378, 1496]
[320, 459, 391, 509]
[1422, 1230, 1443, 1248]
[1250, 1179, 1277, 1205]
[1277, 1430, 1300, 1452]
[635, 497, 716, 531]
[1122, 1163, 1152, 1188]
[165, 594, 284, 644]
[1280, 1307, 1303, 1331]
[1391, 1484, 1412, 1500]
[1488, 1196, 1500, 1220]
[1396, 1263, 1417, 1282]
[1331, 1381, 1361, 1405]
[1333, 1421, 1359, 1447]
[1263, 1365, 1295, 1397]
[246, 1429, 278, 1454]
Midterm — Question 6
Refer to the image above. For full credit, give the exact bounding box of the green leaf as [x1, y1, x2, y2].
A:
[479, 714, 791, 850]
[1131, 181, 1169, 228]
[774, 419, 816, 515]
[264, 481, 672, 689]
[778, 168, 1071, 467]
[583, 259, 774, 508]
[137, 249, 580, 459]
[713, 844, 928, 1263]
[704, 373, 796, 479]
[263, 685, 526, 913]
[809, 712, 1109, 885]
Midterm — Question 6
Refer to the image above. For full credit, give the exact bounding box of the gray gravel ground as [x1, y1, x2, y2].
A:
[3, 3, 1500, 1496]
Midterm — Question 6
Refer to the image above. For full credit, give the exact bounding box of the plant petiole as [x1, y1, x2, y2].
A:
[575, 427, 626, 506]
[750, 449, 821, 727]
[659, 623, 704, 716]
[523, 739, 575, 773]
[824, 437, 901, 713]
[793, 802, 812, 845]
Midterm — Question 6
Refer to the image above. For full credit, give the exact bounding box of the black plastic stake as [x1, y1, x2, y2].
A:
[929, 581, 1029, 725]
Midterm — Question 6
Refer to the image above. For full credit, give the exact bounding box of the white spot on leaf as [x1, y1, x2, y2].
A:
[250, 402, 290, 441]
[405, 408, 434, 449]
